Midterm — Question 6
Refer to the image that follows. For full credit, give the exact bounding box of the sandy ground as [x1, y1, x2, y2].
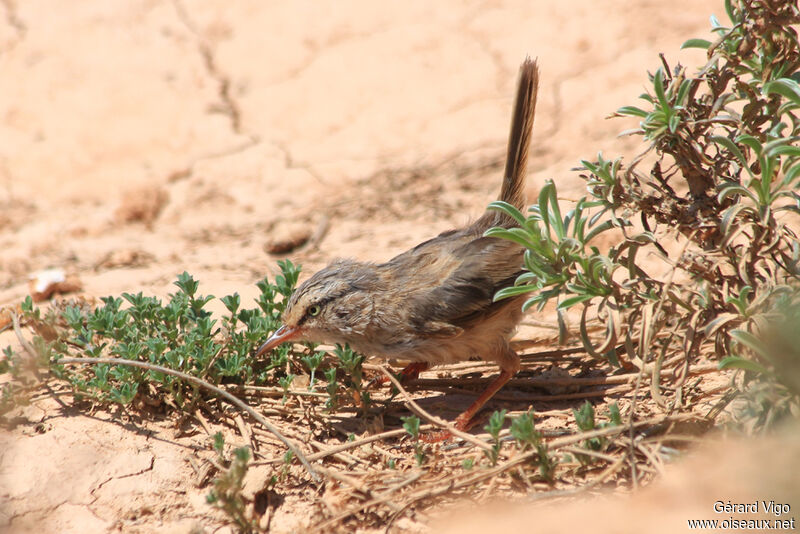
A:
[0, 0, 769, 532]
[441, 426, 800, 534]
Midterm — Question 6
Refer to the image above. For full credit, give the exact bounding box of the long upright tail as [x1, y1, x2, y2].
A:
[500, 58, 539, 212]
[477, 58, 539, 230]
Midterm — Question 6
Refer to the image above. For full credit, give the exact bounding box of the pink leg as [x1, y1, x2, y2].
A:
[421, 368, 515, 443]
[397, 362, 430, 382]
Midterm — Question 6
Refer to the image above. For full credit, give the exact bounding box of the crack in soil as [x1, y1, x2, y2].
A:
[259, 22, 396, 89]
[166, 136, 262, 184]
[165, 1, 268, 191]
[460, 2, 509, 91]
[270, 140, 325, 184]
[171, 0, 244, 135]
[0, 0, 26, 51]
[7, 499, 70, 525]
[89, 453, 156, 504]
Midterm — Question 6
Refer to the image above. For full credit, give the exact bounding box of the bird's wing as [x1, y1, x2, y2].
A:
[389, 232, 524, 338]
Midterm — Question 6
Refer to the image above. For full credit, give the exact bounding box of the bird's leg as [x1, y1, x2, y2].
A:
[419, 369, 514, 443]
[368, 361, 430, 389]
[452, 368, 515, 430]
[421, 348, 519, 443]
[397, 361, 430, 382]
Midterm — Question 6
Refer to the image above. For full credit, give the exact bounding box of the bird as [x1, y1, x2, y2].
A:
[256, 58, 539, 438]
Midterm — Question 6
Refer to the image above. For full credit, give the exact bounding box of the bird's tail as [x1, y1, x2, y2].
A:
[500, 58, 539, 212]
[477, 57, 539, 230]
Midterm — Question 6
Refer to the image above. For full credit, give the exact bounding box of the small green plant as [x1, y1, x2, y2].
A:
[0, 342, 29, 414]
[606, 402, 622, 426]
[720, 292, 800, 431]
[572, 401, 601, 466]
[258, 344, 291, 381]
[324, 367, 339, 411]
[280, 450, 295, 481]
[278, 373, 295, 404]
[207, 432, 255, 533]
[335, 344, 371, 413]
[301, 351, 325, 389]
[510, 410, 555, 481]
[483, 409, 506, 466]
[402, 415, 426, 466]
[3, 261, 303, 411]
[487, 182, 622, 315]
[571, 401, 622, 465]
[573, 401, 596, 433]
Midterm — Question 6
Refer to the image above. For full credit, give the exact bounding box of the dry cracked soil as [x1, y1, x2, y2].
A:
[5, 1, 796, 533]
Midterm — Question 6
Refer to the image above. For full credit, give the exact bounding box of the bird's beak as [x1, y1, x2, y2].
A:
[255, 325, 300, 358]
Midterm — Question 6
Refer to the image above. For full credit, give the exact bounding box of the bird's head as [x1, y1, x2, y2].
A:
[255, 259, 378, 357]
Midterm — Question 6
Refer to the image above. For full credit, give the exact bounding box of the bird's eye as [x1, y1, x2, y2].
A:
[308, 305, 321, 317]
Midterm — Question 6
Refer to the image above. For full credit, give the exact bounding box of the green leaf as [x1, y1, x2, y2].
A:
[736, 134, 763, 157]
[221, 293, 241, 315]
[718, 183, 756, 203]
[763, 78, 800, 108]
[607, 402, 622, 426]
[681, 38, 711, 50]
[401, 415, 420, 439]
[573, 401, 596, 432]
[718, 356, 769, 375]
[583, 219, 616, 243]
[494, 285, 538, 301]
[515, 272, 537, 285]
[522, 287, 561, 311]
[486, 200, 528, 226]
[668, 113, 681, 134]
[711, 136, 753, 177]
[783, 162, 800, 186]
[653, 68, 668, 108]
[213, 431, 225, 452]
[763, 136, 799, 155]
[675, 79, 692, 105]
[558, 294, 596, 309]
[729, 329, 768, 358]
[484, 227, 536, 249]
[545, 180, 565, 239]
[616, 105, 649, 118]
[174, 271, 199, 297]
[484, 409, 507, 439]
[538, 183, 551, 238]
[769, 145, 800, 158]
[720, 203, 746, 238]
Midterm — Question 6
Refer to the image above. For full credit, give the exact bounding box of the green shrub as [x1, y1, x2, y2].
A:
[489, 0, 800, 427]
